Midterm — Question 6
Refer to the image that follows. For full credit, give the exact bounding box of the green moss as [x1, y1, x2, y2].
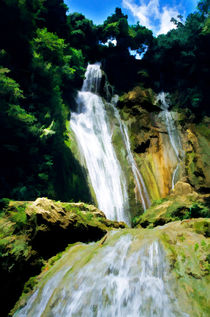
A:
[177, 234, 186, 242]
[185, 125, 210, 190]
[133, 190, 210, 228]
[159, 221, 210, 315]
[195, 123, 210, 139]
[23, 276, 39, 294]
[168, 201, 190, 220]
[10, 206, 28, 231]
[0, 198, 10, 210]
[0, 203, 34, 261]
[118, 86, 157, 112]
[193, 220, 210, 237]
[190, 202, 210, 218]
[2, 199, 127, 317]
[151, 197, 167, 207]
[131, 215, 142, 227]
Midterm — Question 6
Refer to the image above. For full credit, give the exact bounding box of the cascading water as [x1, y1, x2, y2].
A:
[157, 92, 183, 189]
[70, 64, 130, 224]
[14, 232, 188, 317]
[13, 81, 189, 316]
[110, 98, 151, 210]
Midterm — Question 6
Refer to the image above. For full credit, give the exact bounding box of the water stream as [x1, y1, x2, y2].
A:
[157, 92, 183, 189]
[71, 63, 151, 223]
[13, 69, 189, 317]
[70, 64, 130, 224]
[110, 98, 150, 210]
[14, 232, 188, 317]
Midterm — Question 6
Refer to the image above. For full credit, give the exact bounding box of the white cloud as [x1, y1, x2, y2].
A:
[157, 6, 180, 35]
[106, 38, 117, 46]
[100, 38, 117, 47]
[122, 0, 180, 35]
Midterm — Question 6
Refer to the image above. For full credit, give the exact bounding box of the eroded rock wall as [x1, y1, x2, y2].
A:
[118, 87, 210, 204]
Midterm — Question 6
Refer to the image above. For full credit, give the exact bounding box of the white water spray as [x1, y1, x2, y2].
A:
[15, 233, 188, 317]
[70, 64, 130, 224]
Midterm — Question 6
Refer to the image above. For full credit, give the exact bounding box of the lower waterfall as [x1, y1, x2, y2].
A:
[14, 231, 188, 317]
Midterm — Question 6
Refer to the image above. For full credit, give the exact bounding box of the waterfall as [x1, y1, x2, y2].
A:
[157, 92, 182, 189]
[70, 64, 130, 224]
[14, 233, 188, 317]
[110, 98, 151, 210]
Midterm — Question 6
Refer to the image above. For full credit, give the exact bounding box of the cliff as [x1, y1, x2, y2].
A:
[118, 87, 210, 204]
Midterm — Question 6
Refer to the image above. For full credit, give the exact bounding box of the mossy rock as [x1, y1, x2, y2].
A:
[0, 198, 127, 317]
[118, 86, 158, 112]
[133, 185, 210, 228]
[185, 124, 210, 192]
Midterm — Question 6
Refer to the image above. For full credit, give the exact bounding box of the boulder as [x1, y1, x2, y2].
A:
[172, 181, 193, 196]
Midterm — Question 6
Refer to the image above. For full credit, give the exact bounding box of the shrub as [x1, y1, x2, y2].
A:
[190, 203, 210, 218]
[0, 198, 10, 210]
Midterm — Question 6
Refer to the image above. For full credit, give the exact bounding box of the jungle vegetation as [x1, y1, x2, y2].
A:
[0, 0, 209, 201]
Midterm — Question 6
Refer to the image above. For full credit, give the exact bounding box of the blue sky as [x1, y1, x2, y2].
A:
[64, 0, 199, 35]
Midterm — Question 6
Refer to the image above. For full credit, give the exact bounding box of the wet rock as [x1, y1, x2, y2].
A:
[171, 181, 193, 196]
[185, 125, 210, 192]
[25, 198, 127, 258]
[0, 198, 127, 317]
[133, 190, 210, 229]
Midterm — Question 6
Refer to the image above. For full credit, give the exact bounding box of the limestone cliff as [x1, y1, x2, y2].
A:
[118, 87, 210, 205]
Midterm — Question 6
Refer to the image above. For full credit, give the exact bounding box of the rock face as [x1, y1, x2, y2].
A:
[118, 87, 210, 204]
[0, 198, 126, 317]
[26, 198, 106, 230]
[172, 181, 194, 196]
[25, 198, 126, 258]
[184, 122, 210, 192]
[133, 186, 210, 228]
[118, 88, 181, 202]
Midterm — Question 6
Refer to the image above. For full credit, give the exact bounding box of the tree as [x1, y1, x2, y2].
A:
[67, 12, 98, 61]
[98, 8, 129, 47]
[142, 0, 210, 115]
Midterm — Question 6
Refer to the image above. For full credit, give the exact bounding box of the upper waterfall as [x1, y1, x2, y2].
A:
[70, 64, 130, 224]
[82, 64, 102, 93]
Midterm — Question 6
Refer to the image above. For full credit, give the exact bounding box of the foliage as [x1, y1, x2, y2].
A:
[133, 194, 210, 228]
[143, 0, 210, 116]
[0, 1, 91, 202]
[94, 8, 153, 92]
[23, 276, 39, 294]
[67, 12, 99, 61]
[0, 198, 10, 210]
[1, 1, 209, 316]
[1, 0, 208, 201]
[190, 202, 210, 218]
